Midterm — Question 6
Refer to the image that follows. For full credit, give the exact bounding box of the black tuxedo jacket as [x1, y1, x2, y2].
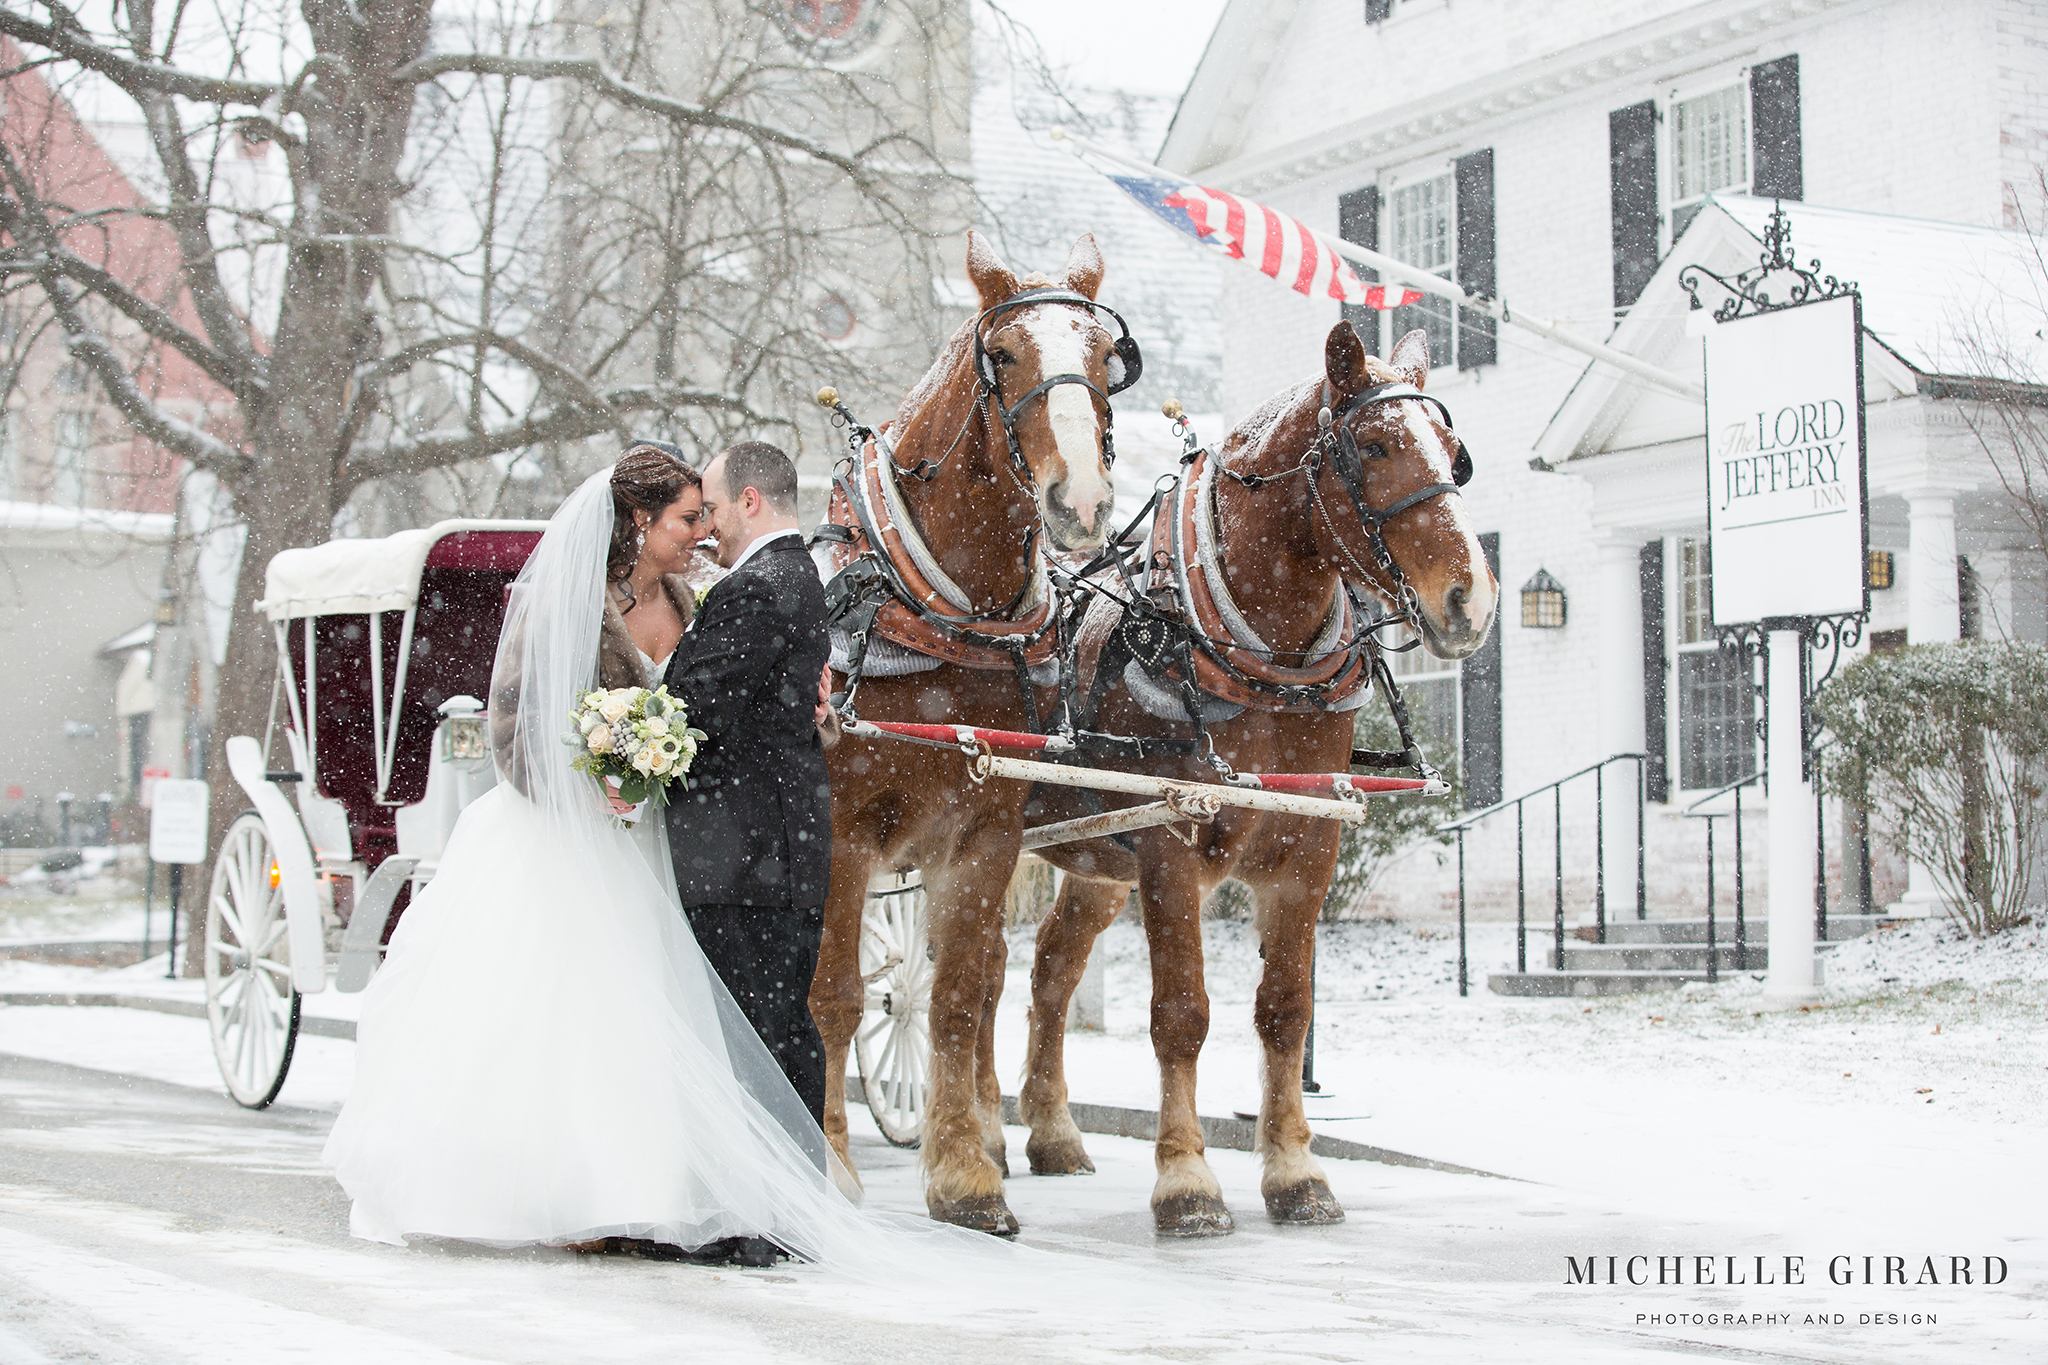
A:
[663, 534, 832, 907]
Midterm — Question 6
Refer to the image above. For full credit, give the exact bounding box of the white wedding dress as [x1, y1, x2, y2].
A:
[322, 470, 883, 1260]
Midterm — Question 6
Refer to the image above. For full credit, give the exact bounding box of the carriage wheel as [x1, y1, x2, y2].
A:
[203, 811, 302, 1109]
[854, 876, 931, 1148]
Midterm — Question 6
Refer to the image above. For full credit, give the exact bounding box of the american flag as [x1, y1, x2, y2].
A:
[1096, 166, 1425, 311]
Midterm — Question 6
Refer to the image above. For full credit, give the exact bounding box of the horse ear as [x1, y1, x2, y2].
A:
[1062, 233, 1106, 300]
[1324, 319, 1370, 394]
[1387, 327, 1431, 389]
[966, 230, 1020, 310]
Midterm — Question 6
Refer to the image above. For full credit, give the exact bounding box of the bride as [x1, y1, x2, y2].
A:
[323, 449, 862, 1258]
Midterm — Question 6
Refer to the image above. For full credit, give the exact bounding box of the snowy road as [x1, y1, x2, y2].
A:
[0, 1014, 2036, 1364]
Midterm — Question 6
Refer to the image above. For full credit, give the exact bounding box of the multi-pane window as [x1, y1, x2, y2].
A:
[0, 408, 16, 501]
[52, 410, 90, 506]
[1672, 538, 1756, 790]
[1385, 623, 1460, 769]
[1669, 83, 1748, 239]
[1386, 172, 1456, 369]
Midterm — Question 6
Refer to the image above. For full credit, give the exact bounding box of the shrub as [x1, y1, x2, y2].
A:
[1818, 642, 2048, 936]
[1319, 702, 1462, 920]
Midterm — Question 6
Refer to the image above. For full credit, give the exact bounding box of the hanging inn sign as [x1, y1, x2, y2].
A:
[1692, 214, 1870, 626]
[1680, 205, 1868, 1008]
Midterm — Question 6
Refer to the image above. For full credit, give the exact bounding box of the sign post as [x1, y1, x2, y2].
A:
[147, 779, 210, 978]
[1683, 208, 1868, 1007]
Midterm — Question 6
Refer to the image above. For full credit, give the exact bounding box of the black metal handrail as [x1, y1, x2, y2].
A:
[1437, 752, 1649, 997]
[1682, 770, 1763, 983]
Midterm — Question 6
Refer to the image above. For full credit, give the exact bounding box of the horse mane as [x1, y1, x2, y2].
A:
[893, 315, 977, 429]
[1219, 354, 1405, 466]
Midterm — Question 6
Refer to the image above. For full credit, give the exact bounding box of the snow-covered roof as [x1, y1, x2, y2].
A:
[99, 620, 155, 655]
[1536, 196, 2048, 467]
[972, 31, 1226, 513]
[1711, 196, 2048, 384]
[257, 519, 546, 622]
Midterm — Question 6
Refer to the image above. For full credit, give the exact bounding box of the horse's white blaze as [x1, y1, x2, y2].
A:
[1019, 309, 1113, 531]
[1400, 401, 1494, 623]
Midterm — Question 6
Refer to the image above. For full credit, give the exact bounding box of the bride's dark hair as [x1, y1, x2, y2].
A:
[607, 443, 701, 586]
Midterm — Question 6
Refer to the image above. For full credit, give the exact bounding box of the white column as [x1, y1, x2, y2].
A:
[1595, 537, 1648, 761]
[1892, 492, 1961, 916]
[1907, 493, 1961, 646]
[1764, 628, 1819, 1006]
[1594, 537, 1648, 920]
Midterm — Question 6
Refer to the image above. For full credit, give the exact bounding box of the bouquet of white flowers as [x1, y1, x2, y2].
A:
[565, 684, 705, 809]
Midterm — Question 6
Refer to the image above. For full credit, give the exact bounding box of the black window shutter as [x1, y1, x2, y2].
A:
[1751, 55, 1802, 200]
[1639, 541, 1668, 803]
[1365, 0, 1393, 21]
[1610, 101, 1659, 310]
[1461, 531, 1504, 808]
[1453, 149, 1496, 370]
[1338, 185, 1381, 358]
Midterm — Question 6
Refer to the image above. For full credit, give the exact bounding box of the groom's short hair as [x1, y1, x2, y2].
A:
[716, 441, 799, 514]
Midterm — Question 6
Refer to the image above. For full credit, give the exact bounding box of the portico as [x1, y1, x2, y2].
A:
[1538, 197, 2046, 916]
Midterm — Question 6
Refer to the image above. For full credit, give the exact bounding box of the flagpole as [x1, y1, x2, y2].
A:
[1052, 129, 1705, 403]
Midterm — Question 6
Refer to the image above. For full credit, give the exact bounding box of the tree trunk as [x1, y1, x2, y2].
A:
[181, 0, 434, 975]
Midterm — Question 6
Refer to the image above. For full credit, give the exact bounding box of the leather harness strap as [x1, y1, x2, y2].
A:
[818, 431, 1059, 676]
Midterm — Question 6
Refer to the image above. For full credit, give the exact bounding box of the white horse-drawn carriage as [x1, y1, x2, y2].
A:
[206, 518, 939, 1126]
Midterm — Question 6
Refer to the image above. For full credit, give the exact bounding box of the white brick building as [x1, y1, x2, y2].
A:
[1155, 0, 2048, 924]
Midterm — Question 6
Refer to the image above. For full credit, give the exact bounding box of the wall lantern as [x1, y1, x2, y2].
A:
[1520, 568, 1567, 628]
[1867, 549, 1895, 590]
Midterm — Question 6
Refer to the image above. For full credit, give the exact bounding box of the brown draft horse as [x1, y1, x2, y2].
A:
[1020, 322, 1498, 1235]
[809, 231, 1122, 1234]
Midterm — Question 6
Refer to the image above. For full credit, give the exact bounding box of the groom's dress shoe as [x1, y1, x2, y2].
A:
[688, 1235, 787, 1268]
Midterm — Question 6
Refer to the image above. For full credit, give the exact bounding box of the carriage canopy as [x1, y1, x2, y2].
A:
[257, 519, 547, 622]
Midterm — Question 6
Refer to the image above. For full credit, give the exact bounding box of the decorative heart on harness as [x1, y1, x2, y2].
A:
[1122, 614, 1175, 669]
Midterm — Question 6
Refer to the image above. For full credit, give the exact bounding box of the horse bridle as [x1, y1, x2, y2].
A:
[968, 287, 1142, 480]
[1283, 379, 1474, 634]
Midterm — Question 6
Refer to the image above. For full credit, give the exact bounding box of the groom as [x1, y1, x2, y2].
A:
[662, 441, 833, 1128]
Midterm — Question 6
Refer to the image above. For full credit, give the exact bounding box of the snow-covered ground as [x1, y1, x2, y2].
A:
[0, 847, 152, 947]
[1, 913, 2042, 1360]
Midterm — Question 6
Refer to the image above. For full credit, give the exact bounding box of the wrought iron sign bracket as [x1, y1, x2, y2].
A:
[1678, 200, 1858, 322]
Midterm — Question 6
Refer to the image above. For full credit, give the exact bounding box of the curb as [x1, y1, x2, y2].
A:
[0, 992, 358, 1040]
[2, 993, 1512, 1180]
[845, 1077, 1513, 1180]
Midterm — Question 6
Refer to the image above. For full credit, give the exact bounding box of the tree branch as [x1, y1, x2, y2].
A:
[2, 240, 261, 397]
[0, 141, 246, 474]
[136, 89, 266, 383]
[0, 9, 276, 105]
[391, 52, 893, 188]
[339, 383, 770, 486]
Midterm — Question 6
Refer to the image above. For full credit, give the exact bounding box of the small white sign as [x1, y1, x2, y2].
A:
[148, 779, 210, 864]
[1704, 293, 1867, 625]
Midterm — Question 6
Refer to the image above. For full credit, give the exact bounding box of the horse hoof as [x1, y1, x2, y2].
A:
[1026, 1136, 1096, 1176]
[930, 1195, 1020, 1238]
[1266, 1178, 1346, 1225]
[1153, 1192, 1235, 1237]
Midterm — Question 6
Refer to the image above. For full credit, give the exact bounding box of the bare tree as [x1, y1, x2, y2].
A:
[0, 0, 967, 951]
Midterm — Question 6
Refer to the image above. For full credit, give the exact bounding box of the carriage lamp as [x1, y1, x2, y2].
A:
[439, 694, 490, 762]
[269, 859, 282, 890]
[1868, 550, 1895, 590]
[1519, 568, 1567, 628]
